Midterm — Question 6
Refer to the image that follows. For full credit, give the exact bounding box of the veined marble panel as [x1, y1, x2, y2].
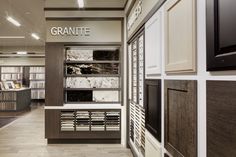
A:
[66, 77, 119, 88]
[67, 49, 93, 61]
[93, 91, 119, 102]
[67, 63, 119, 75]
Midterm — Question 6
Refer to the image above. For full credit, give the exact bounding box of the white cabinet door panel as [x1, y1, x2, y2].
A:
[145, 10, 162, 78]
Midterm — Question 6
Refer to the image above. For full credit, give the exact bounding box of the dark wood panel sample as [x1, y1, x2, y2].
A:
[164, 154, 170, 157]
[144, 79, 161, 142]
[206, 0, 236, 71]
[207, 81, 236, 157]
[45, 43, 64, 106]
[164, 80, 197, 157]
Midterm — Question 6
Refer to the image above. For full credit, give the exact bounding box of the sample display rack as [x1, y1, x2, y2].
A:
[64, 46, 121, 104]
[128, 32, 146, 154]
[29, 67, 45, 100]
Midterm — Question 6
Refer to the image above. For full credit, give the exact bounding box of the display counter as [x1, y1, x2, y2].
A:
[0, 88, 31, 111]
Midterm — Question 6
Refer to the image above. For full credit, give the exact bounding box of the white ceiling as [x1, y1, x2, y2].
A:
[0, 0, 127, 47]
[0, 0, 46, 46]
[45, 0, 127, 8]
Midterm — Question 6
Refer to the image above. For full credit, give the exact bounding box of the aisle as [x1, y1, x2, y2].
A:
[0, 106, 133, 157]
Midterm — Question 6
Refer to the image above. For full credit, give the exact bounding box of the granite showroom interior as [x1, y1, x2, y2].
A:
[0, 0, 236, 157]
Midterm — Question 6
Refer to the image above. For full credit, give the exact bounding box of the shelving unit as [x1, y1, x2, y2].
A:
[60, 109, 120, 133]
[0, 67, 23, 83]
[29, 67, 45, 100]
[64, 47, 121, 104]
[129, 31, 146, 155]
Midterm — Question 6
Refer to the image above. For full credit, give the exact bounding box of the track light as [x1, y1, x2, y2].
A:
[31, 33, 40, 40]
[6, 16, 21, 27]
[77, 0, 84, 8]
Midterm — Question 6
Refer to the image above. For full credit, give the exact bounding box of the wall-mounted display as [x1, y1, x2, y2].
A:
[206, 0, 236, 71]
[128, 29, 145, 156]
[29, 67, 45, 99]
[64, 46, 121, 104]
[144, 79, 161, 142]
[145, 9, 162, 77]
[164, 0, 196, 73]
[207, 81, 236, 157]
[164, 80, 197, 157]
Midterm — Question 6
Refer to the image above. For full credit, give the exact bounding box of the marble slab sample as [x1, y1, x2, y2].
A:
[67, 63, 119, 75]
[93, 50, 119, 60]
[66, 49, 93, 61]
[67, 90, 93, 102]
[93, 91, 119, 102]
[66, 77, 120, 88]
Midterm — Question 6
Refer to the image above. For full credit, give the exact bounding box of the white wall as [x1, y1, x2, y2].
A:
[0, 58, 45, 66]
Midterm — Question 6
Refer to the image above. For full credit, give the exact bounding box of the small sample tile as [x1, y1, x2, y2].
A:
[66, 77, 119, 88]
[93, 91, 119, 102]
[67, 63, 119, 75]
[67, 49, 93, 61]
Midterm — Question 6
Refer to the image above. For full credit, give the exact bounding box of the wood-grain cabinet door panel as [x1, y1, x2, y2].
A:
[207, 81, 236, 157]
[164, 80, 197, 157]
[145, 9, 162, 77]
[164, 0, 196, 73]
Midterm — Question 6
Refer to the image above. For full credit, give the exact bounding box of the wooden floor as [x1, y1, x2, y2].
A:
[0, 106, 133, 157]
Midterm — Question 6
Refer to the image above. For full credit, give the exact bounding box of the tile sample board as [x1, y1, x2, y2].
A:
[207, 81, 236, 157]
[164, 80, 197, 157]
[164, 0, 196, 73]
[206, 0, 236, 71]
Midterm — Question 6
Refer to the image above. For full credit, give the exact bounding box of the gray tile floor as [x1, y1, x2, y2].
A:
[0, 106, 133, 157]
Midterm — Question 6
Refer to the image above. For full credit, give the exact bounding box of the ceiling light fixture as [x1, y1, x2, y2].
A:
[31, 33, 40, 40]
[6, 16, 21, 27]
[17, 51, 27, 55]
[0, 36, 25, 39]
[77, 0, 84, 8]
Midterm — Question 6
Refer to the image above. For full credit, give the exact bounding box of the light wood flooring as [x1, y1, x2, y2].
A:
[0, 106, 133, 157]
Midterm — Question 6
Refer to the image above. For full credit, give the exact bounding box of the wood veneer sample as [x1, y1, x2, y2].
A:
[164, 0, 196, 73]
[164, 153, 170, 157]
[207, 81, 236, 157]
[164, 80, 197, 157]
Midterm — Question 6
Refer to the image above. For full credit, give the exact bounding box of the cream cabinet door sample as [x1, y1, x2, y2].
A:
[164, 0, 196, 73]
[145, 10, 162, 77]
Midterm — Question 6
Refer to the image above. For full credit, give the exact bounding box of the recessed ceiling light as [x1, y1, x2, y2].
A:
[77, 0, 84, 8]
[31, 33, 40, 40]
[6, 16, 21, 27]
[0, 36, 25, 39]
[17, 51, 27, 55]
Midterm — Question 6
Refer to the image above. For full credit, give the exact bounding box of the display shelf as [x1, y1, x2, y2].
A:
[64, 47, 121, 104]
[60, 109, 121, 133]
[65, 61, 120, 64]
[65, 74, 120, 77]
[29, 66, 45, 100]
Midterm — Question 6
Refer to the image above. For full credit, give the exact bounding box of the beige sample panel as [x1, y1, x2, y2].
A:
[145, 131, 162, 157]
[164, 0, 196, 73]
